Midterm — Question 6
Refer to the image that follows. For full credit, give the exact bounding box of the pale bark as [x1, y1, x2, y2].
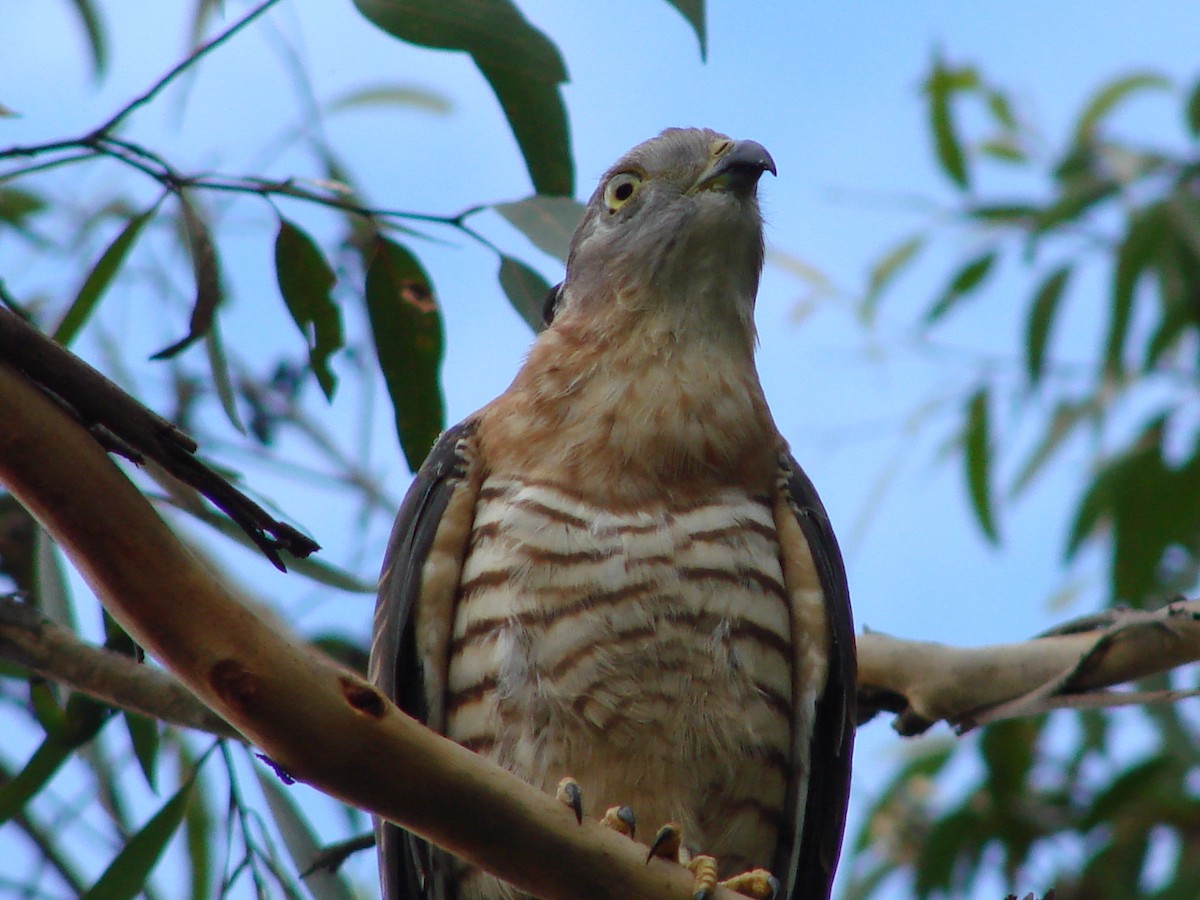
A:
[0, 360, 739, 900]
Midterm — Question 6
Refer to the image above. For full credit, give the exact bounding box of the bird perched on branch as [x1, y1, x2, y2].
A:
[370, 127, 855, 900]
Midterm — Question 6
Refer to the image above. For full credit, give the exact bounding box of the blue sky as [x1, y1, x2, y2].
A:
[4, 1, 1200, 896]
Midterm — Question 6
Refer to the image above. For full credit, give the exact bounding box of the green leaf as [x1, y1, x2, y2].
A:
[68, 0, 109, 79]
[1081, 756, 1173, 828]
[255, 768, 355, 900]
[0, 187, 47, 225]
[55, 205, 156, 346]
[861, 234, 923, 323]
[1107, 203, 1167, 374]
[125, 712, 160, 792]
[1010, 399, 1096, 498]
[1024, 264, 1072, 383]
[1033, 173, 1118, 236]
[203, 318, 244, 434]
[976, 137, 1025, 164]
[980, 719, 1039, 809]
[493, 195, 585, 263]
[353, 0, 572, 196]
[82, 772, 197, 900]
[963, 386, 999, 543]
[0, 695, 110, 825]
[274, 218, 344, 399]
[325, 83, 452, 115]
[1186, 77, 1200, 136]
[364, 236, 446, 471]
[925, 250, 996, 324]
[0, 738, 74, 825]
[985, 88, 1018, 130]
[29, 680, 66, 738]
[923, 55, 975, 190]
[663, 0, 706, 58]
[1071, 72, 1171, 146]
[152, 194, 222, 360]
[498, 255, 550, 331]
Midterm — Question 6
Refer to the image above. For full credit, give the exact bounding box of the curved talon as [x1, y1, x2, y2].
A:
[601, 805, 636, 838]
[555, 777, 583, 825]
[647, 822, 682, 863]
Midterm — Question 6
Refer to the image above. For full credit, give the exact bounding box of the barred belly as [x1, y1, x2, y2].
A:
[444, 476, 795, 897]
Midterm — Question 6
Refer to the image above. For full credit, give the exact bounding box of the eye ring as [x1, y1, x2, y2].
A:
[603, 172, 642, 213]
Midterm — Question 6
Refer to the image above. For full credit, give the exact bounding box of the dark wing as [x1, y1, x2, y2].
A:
[777, 453, 856, 900]
[370, 420, 478, 900]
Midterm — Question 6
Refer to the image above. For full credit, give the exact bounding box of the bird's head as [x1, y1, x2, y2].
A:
[548, 128, 776, 345]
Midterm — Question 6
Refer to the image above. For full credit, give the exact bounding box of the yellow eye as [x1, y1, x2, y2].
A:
[603, 172, 642, 212]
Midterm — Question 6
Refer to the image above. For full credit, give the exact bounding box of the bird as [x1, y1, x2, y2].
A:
[369, 127, 855, 900]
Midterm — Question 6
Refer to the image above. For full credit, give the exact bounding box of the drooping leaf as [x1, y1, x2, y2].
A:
[923, 55, 977, 190]
[124, 712, 160, 792]
[152, 194, 222, 359]
[925, 250, 996, 324]
[203, 319, 245, 433]
[861, 234, 923, 322]
[274, 218, 344, 399]
[0, 187, 47, 226]
[68, 0, 109, 79]
[1010, 398, 1096, 498]
[55, 204, 157, 346]
[353, 0, 573, 196]
[1081, 756, 1174, 829]
[976, 137, 1025, 164]
[364, 235, 445, 470]
[1187, 77, 1200, 137]
[325, 82, 452, 115]
[494, 195, 585, 262]
[1024, 264, 1072, 383]
[1033, 172, 1118, 236]
[963, 386, 999, 543]
[255, 767, 355, 900]
[498, 255, 551, 331]
[29, 680, 66, 738]
[1071, 71, 1171, 147]
[82, 772, 197, 900]
[914, 806, 986, 895]
[0, 695, 110, 825]
[1106, 202, 1168, 374]
[967, 203, 1038, 225]
[662, 0, 706, 58]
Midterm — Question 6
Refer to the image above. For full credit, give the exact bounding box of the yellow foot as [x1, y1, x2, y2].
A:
[717, 869, 780, 899]
[646, 825, 777, 899]
[555, 777, 583, 824]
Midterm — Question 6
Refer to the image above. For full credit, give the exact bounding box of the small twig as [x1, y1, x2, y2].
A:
[300, 832, 376, 877]
[0, 593, 240, 739]
[90, 0, 286, 138]
[0, 308, 319, 568]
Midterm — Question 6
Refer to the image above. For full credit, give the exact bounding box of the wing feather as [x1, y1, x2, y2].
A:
[370, 420, 479, 900]
[774, 453, 855, 900]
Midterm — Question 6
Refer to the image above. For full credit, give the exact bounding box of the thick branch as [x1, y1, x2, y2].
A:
[0, 360, 738, 900]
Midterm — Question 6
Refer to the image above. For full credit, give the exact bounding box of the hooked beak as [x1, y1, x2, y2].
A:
[693, 139, 777, 195]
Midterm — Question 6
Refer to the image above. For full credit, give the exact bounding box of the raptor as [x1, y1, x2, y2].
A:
[370, 127, 855, 899]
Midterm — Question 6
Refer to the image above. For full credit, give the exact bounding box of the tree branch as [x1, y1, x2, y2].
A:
[0, 359, 740, 900]
[857, 602, 1200, 735]
[0, 594, 239, 739]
